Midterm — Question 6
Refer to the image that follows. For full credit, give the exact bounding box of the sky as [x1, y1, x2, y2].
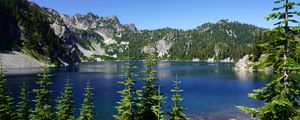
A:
[28, 0, 282, 30]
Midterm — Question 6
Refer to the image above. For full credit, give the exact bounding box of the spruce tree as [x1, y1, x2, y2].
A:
[237, 0, 300, 119]
[29, 69, 54, 120]
[56, 77, 75, 120]
[16, 82, 30, 120]
[113, 56, 140, 120]
[78, 80, 94, 120]
[140, 54, 164, 120]
[0, 66, 15, 119]
[151, 86, 165, 120]
[169, 75, 189, 120]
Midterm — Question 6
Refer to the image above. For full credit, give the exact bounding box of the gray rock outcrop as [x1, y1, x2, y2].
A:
[0, 51, 42, 69]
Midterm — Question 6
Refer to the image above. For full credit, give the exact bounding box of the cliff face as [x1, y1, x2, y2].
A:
[59, 12, 138, 61]
[0, 0, 81, 67]
[0, 0, 138, 66]
[61, 12, 137, 40]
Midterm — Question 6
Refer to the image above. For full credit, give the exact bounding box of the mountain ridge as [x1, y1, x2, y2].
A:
[0, 0, 265, 68]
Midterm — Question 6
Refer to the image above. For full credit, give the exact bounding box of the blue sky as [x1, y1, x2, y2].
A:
[29, 0, 280, 30]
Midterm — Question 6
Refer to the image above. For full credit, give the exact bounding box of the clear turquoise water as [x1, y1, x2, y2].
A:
[5, 61, 271, 120]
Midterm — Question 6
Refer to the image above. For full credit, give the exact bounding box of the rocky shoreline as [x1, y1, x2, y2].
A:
[0, 51, 42, 69]
[234, 55, 253, 71]
[234, 55, 273, 74]
[0, 52, 250, 69]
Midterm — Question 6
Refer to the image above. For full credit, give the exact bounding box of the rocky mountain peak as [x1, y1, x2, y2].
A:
[86, 12, 99, 19]
[44, 8, 60, 17]
[60, 12, 137, 33]
[196, 22, 213, 32]
[124, 23, 137, 31]
[74, 13, 82, 18]
[107, 15, 119, 21]
[217, 19, 230, 24]
[73, 12, 99, 21]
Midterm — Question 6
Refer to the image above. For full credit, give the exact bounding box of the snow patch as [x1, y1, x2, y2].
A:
[112, 54, 117, 58]
[120, 41, 129, 45]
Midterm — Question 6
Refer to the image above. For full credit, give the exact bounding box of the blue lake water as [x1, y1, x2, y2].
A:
[5, 61, 271, 120]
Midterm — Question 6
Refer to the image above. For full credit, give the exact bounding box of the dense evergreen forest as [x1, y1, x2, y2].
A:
[238, 0, 300, 119]
[116, 21, 264, 61]
[251, 27, 300, 71]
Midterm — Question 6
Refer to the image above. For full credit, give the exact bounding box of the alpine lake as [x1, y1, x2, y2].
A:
[5, 61, 271, 120]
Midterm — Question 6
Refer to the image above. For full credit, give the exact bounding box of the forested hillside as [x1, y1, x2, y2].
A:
[0, 0, 266, 67]
[58, 13, 266, 61]
[116, 20, 264, 60]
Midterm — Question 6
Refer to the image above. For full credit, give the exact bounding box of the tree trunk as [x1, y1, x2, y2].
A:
[284, 0, 289, 88]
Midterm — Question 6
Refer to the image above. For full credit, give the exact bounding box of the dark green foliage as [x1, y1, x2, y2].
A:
[0, 66, 15, 119]
[116, 22, 264, 60]
[0, 0, 21, 51]
[56, 77, 75, 120]
[238, 0, 300, 119]
[30, 69, 54, 120]
[266, 0, 300, 26]
[252, 27, 300, 72]
[140, 54, 165, 120]
[237, 75, 300, 119]
[169, 75, 189, 120]
[78, 80, 94, 120]
[151, 86, 165, 120]
[251, 31, 273, 62]
[16, 82, 30, 120]
[113, 57, 140, 120]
